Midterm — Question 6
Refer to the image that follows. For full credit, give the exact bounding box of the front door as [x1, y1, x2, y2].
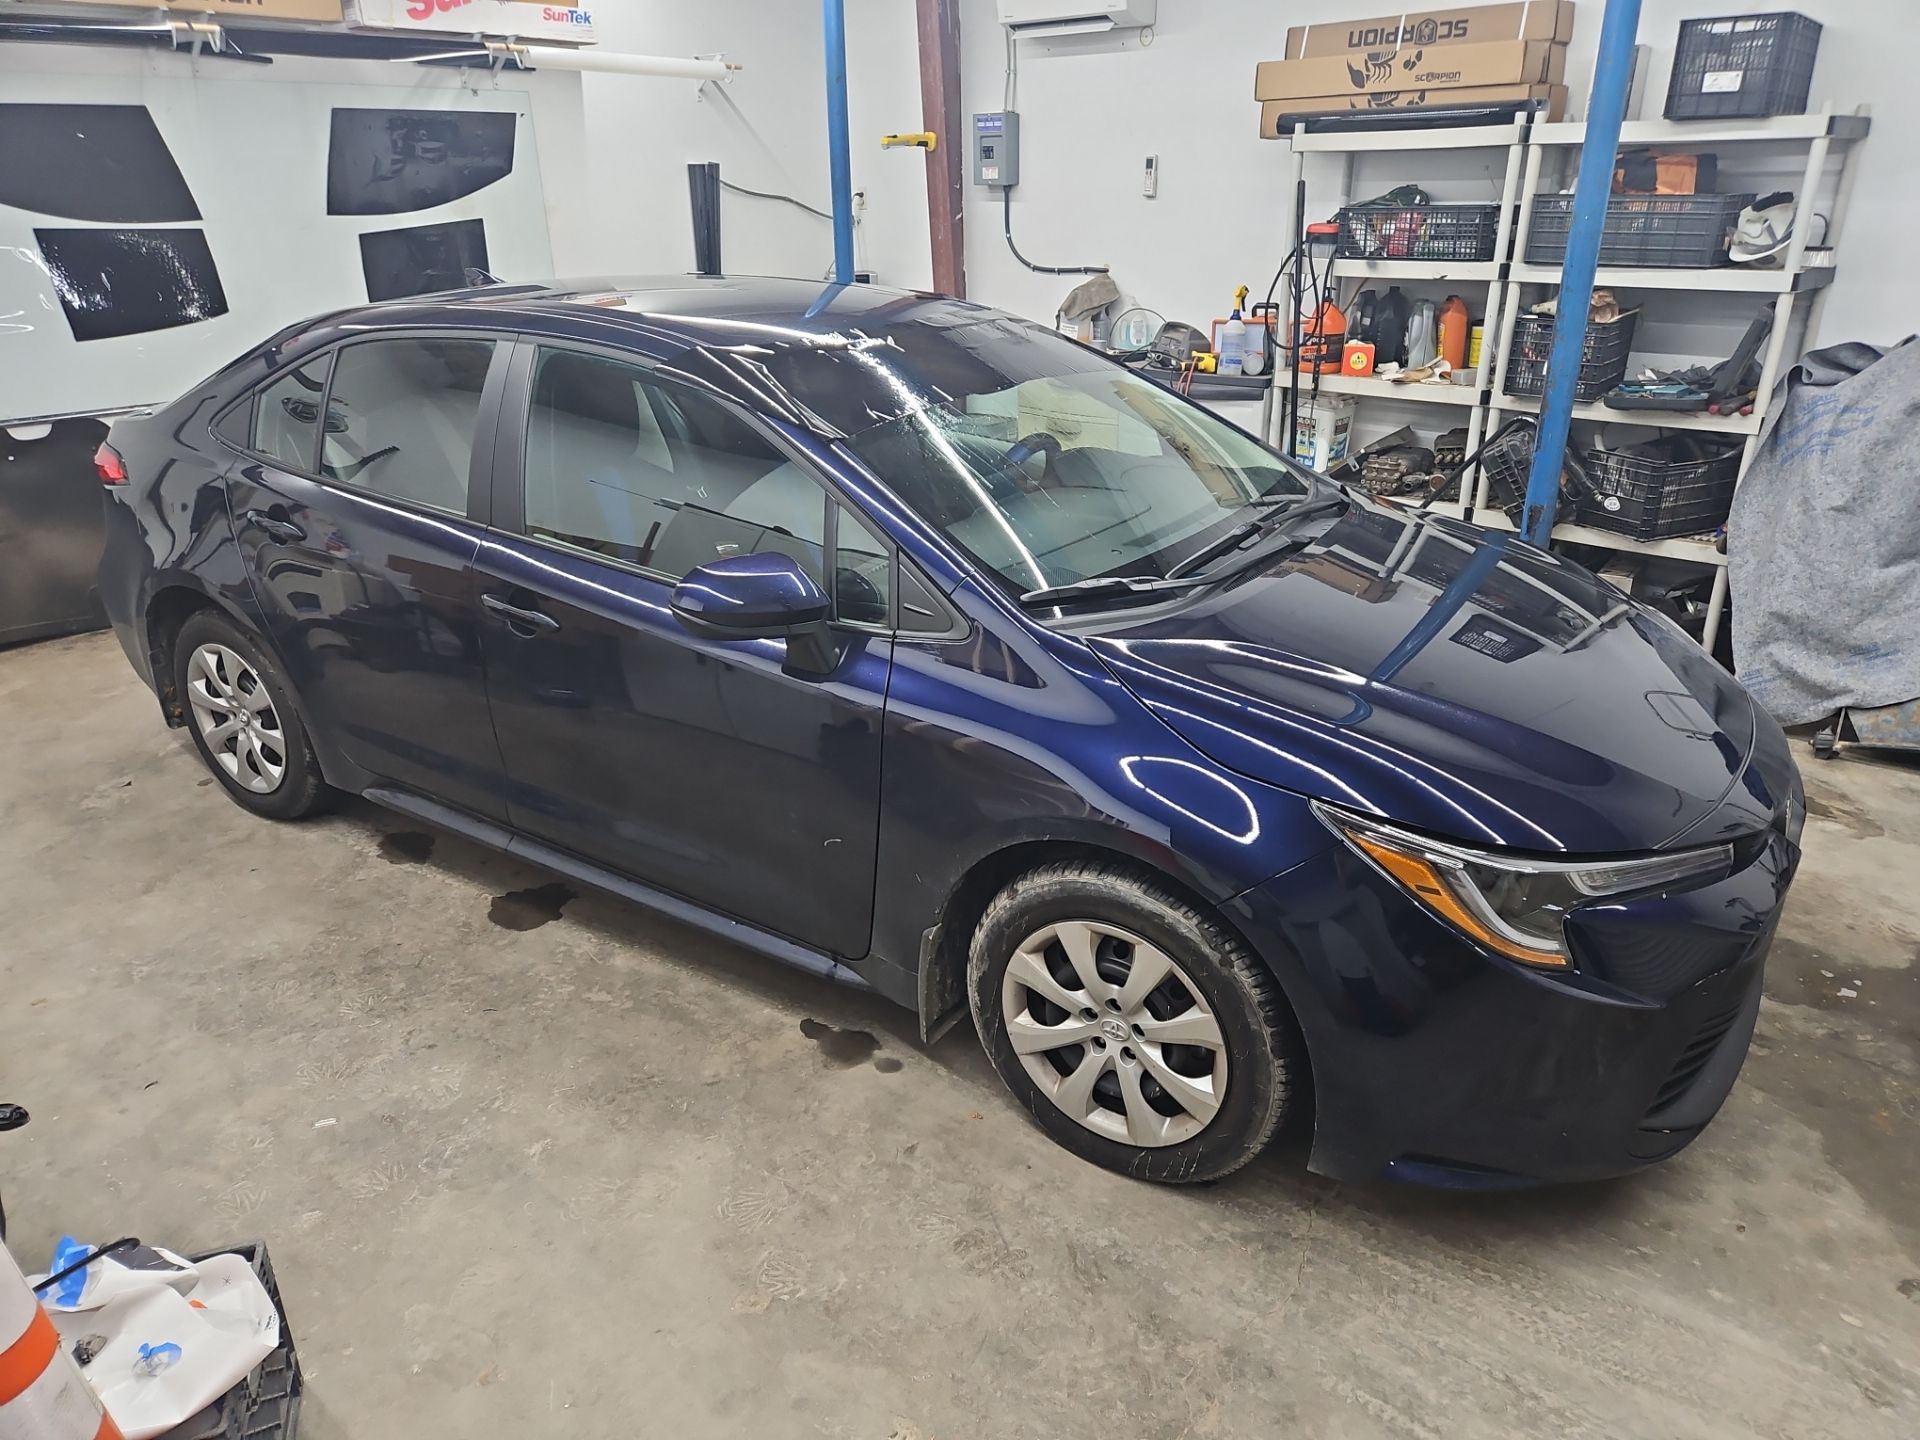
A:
[226, 334, 510, 820]
[473, 342, 893, 958]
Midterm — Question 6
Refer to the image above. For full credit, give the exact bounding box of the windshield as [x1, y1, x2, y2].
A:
[842, 362, 1314, 598]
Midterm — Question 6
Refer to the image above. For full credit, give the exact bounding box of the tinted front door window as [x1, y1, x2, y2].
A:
[523, 347, 828, 582]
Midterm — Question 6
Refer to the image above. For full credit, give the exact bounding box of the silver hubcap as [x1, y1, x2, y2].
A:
[185, 643, 286, 794]
[1000, 919, 1228, 1148]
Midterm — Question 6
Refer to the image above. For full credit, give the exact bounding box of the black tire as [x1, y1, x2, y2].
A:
[968, 859, 1300, 1184]
[173, 610, 331, 820]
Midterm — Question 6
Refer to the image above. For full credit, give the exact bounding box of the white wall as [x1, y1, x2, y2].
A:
[567, 0, 931, 287]
[0, 42, 587, 422]
[930, 0, 1917, 349]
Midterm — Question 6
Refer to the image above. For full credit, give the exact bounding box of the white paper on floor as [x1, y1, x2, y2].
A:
[32, 1248, 277, 1440]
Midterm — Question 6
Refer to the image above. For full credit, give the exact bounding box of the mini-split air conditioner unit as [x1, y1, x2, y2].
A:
[997, 0, 1156, 40]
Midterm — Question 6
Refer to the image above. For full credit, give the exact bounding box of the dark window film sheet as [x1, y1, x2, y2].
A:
[0, 104, 200, 223]
[34, 228, 229, 342]
[359, 218, 490, 301]
[327, 108, 517, 216]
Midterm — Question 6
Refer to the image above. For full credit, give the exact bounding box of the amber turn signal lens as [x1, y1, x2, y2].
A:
[1348, 833, 1572, 969]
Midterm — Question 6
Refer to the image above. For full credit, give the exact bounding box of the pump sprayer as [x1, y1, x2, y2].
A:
[1219, 285, 1250, 376]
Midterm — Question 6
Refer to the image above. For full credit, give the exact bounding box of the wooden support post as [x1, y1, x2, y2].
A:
[916, 0, 966, 296]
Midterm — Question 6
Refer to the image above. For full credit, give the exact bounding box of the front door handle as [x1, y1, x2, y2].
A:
[239, 509, 306, 545]
[481, 592, 561, 634]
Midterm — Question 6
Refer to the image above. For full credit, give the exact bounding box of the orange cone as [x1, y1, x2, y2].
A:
[0, 1245, 120, 1440]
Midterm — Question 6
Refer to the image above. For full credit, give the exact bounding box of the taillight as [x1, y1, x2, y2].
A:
[94, 441, 128, 486]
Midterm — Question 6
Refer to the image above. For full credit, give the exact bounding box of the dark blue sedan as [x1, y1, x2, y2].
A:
[96, 277, 1803, 1187]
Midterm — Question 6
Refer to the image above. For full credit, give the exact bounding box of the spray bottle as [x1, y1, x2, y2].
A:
[1218, 285, 1250, 376]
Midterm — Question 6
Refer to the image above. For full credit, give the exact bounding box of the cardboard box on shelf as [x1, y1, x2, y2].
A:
[1284, 2, 1576, 60]
[1256, 39, 1566, 102]
[53, 0, 344, 17]
[1259, 84, 1567, 138]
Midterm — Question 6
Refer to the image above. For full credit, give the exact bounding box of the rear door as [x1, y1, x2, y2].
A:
[471, 339, 893, 957]
[224, 333, 511, 820]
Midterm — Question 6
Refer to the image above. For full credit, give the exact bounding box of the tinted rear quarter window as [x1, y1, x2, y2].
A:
[249, 358, 331, 471]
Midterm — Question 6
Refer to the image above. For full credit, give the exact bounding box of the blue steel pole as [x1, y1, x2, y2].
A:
[1520, 0, 1642, 547]
[822, 0, 857, 285]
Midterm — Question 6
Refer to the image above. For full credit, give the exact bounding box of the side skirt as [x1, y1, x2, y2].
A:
[361, 785, 876, 994]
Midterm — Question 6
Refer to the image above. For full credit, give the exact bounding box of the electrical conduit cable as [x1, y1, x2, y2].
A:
[1002, 189, 1107, 276]
[718, 180, 832, 221]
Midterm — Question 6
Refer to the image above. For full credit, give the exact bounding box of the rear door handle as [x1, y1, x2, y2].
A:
[239, 509, 306, 545]
[481, 592, 561, 634]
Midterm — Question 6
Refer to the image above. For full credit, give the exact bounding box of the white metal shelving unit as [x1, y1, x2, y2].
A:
[1271, 106, 1870, 654]
[1266, 119, 1533, 476]
[1487, 106, 1869, 648]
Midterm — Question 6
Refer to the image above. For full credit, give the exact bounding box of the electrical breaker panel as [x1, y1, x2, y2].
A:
[972, 112, 1020, 188]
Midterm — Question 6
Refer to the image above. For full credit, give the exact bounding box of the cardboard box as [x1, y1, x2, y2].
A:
[1256, 39, 1565, 102]
[1284, 2, 1575, 59]
[1259, 85, 1567, 138]
[52, 0, 345, 18]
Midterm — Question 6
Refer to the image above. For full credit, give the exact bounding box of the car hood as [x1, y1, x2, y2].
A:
[1084, 502, 1760, 855]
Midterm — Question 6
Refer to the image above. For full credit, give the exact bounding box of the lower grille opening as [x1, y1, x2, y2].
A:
[1646, 1002, 1744, 1118]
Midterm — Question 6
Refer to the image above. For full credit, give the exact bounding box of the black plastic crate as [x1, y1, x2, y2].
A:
[1479, 424, 1538, 522]
[1576, 437, 1742, 539]
[1666, 13, 1822, 120]
[1336, 203, 1501, 262]
[1503, 312, 1638, 403]
[174, 1242, 303, 1440]
[1525, 192, 1754, 268]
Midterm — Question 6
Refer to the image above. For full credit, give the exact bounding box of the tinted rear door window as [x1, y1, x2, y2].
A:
[320, 336, 495, 513]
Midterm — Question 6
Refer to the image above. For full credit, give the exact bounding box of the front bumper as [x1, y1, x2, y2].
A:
[1232, 821, 1798, 1186]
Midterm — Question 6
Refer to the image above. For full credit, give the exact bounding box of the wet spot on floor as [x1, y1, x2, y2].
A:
[874, 1057, 904, 1074]
[1804, 792, 1886, 839]
[378, 830, 435, 865]
[799, 1017, 880, 1067]
[489, 882, 577, 931]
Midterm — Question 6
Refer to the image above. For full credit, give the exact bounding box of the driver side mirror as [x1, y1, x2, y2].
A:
[670, 552, 839, 674]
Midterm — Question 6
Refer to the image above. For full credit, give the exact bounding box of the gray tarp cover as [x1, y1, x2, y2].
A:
[1729, 338, 1920, 725]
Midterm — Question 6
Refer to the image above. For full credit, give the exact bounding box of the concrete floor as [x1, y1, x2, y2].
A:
[3, 631, 1917, 1439]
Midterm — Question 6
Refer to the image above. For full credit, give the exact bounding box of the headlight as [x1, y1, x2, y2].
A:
[1313, 802, 1733, 969]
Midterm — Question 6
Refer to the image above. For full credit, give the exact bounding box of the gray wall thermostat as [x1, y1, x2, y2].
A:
[972, 111, 1020, 188]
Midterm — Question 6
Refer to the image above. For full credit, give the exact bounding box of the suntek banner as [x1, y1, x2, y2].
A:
[350, 0, 597, 43]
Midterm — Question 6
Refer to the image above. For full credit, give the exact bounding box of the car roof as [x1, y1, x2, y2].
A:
[326, 275, 980, 358]
[306, 274, 1044, 440]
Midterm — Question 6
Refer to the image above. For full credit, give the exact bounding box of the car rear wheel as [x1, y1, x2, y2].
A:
[968, 860, 1299, 1183]
[174, 611, 330, 820]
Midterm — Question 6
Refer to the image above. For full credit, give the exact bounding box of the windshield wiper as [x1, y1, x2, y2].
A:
[1165, 493, 1349, 581]
[1018, 573, 1211, 608]
[1020, 494, 1351, 610]
[1164, 518, 1265, 580]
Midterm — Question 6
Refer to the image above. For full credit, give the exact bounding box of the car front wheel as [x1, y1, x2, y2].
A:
[968, 860, 1300, 1183]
